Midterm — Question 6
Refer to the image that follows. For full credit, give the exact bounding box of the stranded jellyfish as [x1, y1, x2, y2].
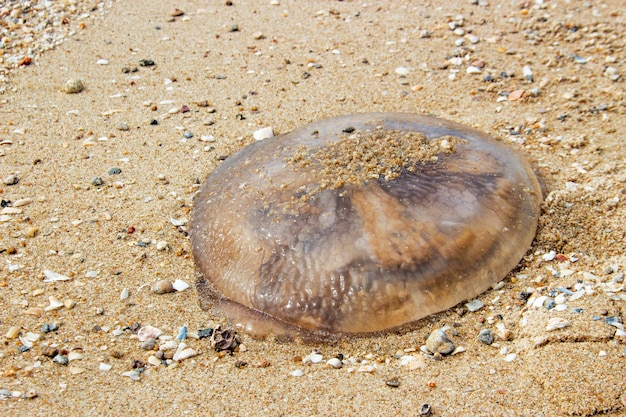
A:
[190, 113, 542, 339]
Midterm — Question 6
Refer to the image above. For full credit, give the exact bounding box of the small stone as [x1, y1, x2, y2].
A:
[465, 299, 484, 312]
[117, 122, 130, 131]
[395, 66, 410, 76]
[99, 363, 112, 371]
[290, 369, 304, 377]
[92, 177, 104, 186]
[97, 59, 109, 65]
[172, 279, 190, 292]
[523, 65, 533, 82]
[153, 279, 174, 294]
[425, 329, 455, 355]
[478, 329, 494, 345]
[64, 78, 84, 94]
[108, 167, 122, 175]
[183, 131, 194, 139]
[198, 328, 214, 339]
[139, 59, 155, 67]
[120, 288, 129, 300]
[252, 31, 265, 40]
[606, 316, 624, 330]
[141, 338, 157, 351]
[466, 66, 482, 74]
[3, 175, 18, 185]
[253, 126, 274, 141]
[170, 8, 184, 17]
[67, 350, 84, 362]
[385, 377, 400, 388]
[137, 326, 162, 342]
[53, 354, 69, 366]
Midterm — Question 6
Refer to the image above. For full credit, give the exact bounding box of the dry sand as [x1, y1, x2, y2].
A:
[1, 1, 625, 416]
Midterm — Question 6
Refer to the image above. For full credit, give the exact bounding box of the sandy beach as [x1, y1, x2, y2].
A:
[1, 1, 624, 416]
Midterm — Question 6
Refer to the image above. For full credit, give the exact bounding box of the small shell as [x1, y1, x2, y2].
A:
[326, 358, 343, 369]
[152, 279, 174, 294]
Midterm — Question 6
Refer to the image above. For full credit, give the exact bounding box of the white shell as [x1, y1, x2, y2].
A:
[43, 270, 71, 283]
[172, 279, 190, 292]
[253, 126, 274, 141]
[326, 358, 342, 369]
[546, 317, 571, 331]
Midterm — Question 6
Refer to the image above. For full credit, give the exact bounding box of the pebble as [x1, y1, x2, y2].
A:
[290, 369, 304, 377]
[97, 59, 109, 65]
[3, 174, 19, 185]
[153, 279, 175, 294]
[5, 327, 20, 339]
[425, 329, 455, 355]
[183, 131, 194, 139]
[466, 66, 482, 74]
[137, 326, 162, 342]
[478, 329, 494, 345]
[67, 350, 84, 362]
[99, 363, 112, 371]
[503, 353, 517, 362]
[120, 288, 129, 300]
[395, 66, 410, 76]
[141, 338, 157, 351]
[253, 126, 274, 141]
[64, 78, 84, 94]
[176, 326, 187, 340]
[198, 328, 214, 339]
[172, 279, 190, 292]
[53, 354, 69, 366]
[606, 316, 624, 330]
[385, 377, 400, 388]
[465, 299, 484, 312]
[92, 177, 104, 186]
[108, 167, 122, 175]
[523, 65, 534, 82]
[117, 122, 129, 131]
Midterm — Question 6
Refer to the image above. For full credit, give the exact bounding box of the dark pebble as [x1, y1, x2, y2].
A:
[544, 299, 556, 310]
[385, 377, 400, 388]
[235, 360, 247, 368]
[342, 126, 356, 133]
[571, 307, 583, 313]
[483, 74, 494, 82]
[92, 176, 104, 186]
[108, 167, 122, 175]
[606, 316, 623, 327]
[478, 329, 494, 345]
[183, 132, 194, 139]
[41, 323, 59, 333]
[198, 328, 214, 339]
[519, 291, 532, 302]
[42, 347, 58, 358]
[150, 119, 158, 125]
[19, 345, 30, 353]
[230, 24, 239, 32]
[419, 404, 432, 416]
[139, 59, 155, 67]
[155, 351, 165, 360]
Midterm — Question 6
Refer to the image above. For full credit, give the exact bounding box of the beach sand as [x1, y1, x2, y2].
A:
[1, 1, 624, 415]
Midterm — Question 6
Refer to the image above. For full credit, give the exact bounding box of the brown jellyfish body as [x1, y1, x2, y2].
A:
[190, 113, 542, 340]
